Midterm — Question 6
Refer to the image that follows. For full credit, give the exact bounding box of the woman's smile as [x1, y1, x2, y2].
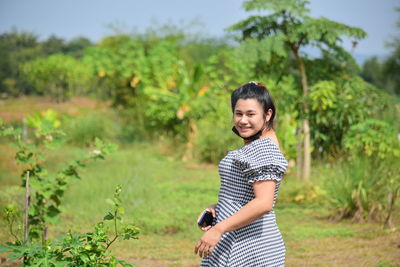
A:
[238, 126, 251, 132]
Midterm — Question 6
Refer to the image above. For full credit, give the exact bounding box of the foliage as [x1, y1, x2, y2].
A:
[194, 98, 242, 163]
[142, 62, 210, 136]
[321, 156, 399, 225]
[0, 30, 42, 96]
[0, 31, 92, 98]
[361, 8, 400, 95]
[228, 0, 366, 80]
[343, 119, 400, 159]
[0, 111, 118, 243]
[227, 0, 367, 180]
[323, 118, 399, 227]
[279, 180, 326, 205]
[263, 75, 300, 159]
[41, 35, 92, 58]
[0, 185, 140, 266]
[21, 54, 92, 102]
[83, 34, 180, 107]
[308, 77, 388, 156]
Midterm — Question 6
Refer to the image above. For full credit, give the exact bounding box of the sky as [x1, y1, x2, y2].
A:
[0, 0, 399, 59]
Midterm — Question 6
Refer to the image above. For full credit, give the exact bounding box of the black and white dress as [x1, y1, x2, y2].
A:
[201, 137, 288, 267]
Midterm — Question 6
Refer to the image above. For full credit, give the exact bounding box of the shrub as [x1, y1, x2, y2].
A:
[343, 119, 400, 159]
[321, 156, 399, 227]
[1, 185, 140, 266]
[279, 178, 326, 205]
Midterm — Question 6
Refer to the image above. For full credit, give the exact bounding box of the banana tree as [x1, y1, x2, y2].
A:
[143, 62, 210, 160]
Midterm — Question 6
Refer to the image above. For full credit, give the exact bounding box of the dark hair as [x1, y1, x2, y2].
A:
[231, 82, 276, 130]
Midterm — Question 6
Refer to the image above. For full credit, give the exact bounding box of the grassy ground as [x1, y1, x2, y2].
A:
[0, 97, 399, 266]
[0, 143, 399, 267]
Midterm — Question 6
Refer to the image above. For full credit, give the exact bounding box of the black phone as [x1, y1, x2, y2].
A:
[198, 211, 214, 227]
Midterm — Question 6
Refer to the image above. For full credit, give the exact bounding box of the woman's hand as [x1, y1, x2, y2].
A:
[194, 225, 223, 258]
[197, 204, 217, 232]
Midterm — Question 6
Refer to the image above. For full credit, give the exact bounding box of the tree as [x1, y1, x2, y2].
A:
[228, 0, 366, 180]
[361, 7, 400, 95]
[0, 30, 41, 96]
[21, 54, 92, 102]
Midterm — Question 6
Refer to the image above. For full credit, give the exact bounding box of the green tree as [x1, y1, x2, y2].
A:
[0, 30, 42, 96]
[65, 36, 93, 58]
[40, 35, 66, 55]
[228, 0, 366, 180]
[361, 8, 400, 95]
[41, 35, 93, 58]
[21, 54, 92, 102]
[308, 77, 387, 156]
[83, 34, 174, 106]
[361, 57, 384, 89]
[382, 44, 400, 95]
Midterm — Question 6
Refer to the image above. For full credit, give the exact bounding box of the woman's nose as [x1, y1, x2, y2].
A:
[240, 115, 249, 124]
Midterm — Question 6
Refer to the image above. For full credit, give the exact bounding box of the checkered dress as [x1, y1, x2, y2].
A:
[201, 137, 288, 267]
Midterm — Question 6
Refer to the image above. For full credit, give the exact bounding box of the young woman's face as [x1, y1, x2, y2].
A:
[233, 98, 267, 138]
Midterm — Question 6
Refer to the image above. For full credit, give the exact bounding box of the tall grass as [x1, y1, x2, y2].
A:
[319, 156, 399, 224]
[62, 112, 118, 146]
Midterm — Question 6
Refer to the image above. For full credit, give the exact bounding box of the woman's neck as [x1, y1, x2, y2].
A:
[243, 129, 278, 146]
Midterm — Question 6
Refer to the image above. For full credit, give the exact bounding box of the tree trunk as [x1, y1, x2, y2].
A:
[292, 45, 311, 181]
[385, 186, 399, 230]
[183, 119, 198, 161]
[296, 127, 303, 179]
[302, 120, 311, 181]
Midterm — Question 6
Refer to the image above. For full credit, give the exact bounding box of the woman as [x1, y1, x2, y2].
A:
[195, 82, 288, 267]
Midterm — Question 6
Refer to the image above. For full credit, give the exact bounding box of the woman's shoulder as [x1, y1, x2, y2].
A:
[232, 137, 288, 177]
[235, 138, 287, 167]
[241, 137, 282, 155]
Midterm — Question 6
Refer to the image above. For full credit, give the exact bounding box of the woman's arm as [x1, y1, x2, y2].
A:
[194, 180, 276, 257]
[215, 180, 276, 232]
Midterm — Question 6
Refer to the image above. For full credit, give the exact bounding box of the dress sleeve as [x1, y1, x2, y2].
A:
[233, 139, 288, 184]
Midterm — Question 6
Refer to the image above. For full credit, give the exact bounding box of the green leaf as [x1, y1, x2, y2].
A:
[103, 212, 115, 221]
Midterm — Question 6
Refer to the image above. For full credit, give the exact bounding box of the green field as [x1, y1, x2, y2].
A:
[1, 141, 399, 267]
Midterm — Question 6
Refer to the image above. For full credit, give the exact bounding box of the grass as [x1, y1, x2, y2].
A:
[0, 96, 399, 266]
[1, 143, 399, 267]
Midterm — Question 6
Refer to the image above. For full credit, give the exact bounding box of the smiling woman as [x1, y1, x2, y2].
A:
[231, 81, 276, 143]
[195, 82, 288, 267]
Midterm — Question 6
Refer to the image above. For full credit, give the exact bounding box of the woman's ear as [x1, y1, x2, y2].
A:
[265, 108, 273, 122]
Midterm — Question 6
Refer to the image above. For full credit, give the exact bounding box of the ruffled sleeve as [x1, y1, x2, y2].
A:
[233, 138, 288, 184]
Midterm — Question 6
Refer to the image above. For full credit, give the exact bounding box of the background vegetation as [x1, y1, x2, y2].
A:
[0, 0, 399, 266]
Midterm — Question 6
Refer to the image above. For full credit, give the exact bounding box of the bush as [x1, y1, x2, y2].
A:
[279, 178, 326, 205]
[343, 119, 400, 159]
[320, 156, 399, 225]
[1, 186, 139, 266]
